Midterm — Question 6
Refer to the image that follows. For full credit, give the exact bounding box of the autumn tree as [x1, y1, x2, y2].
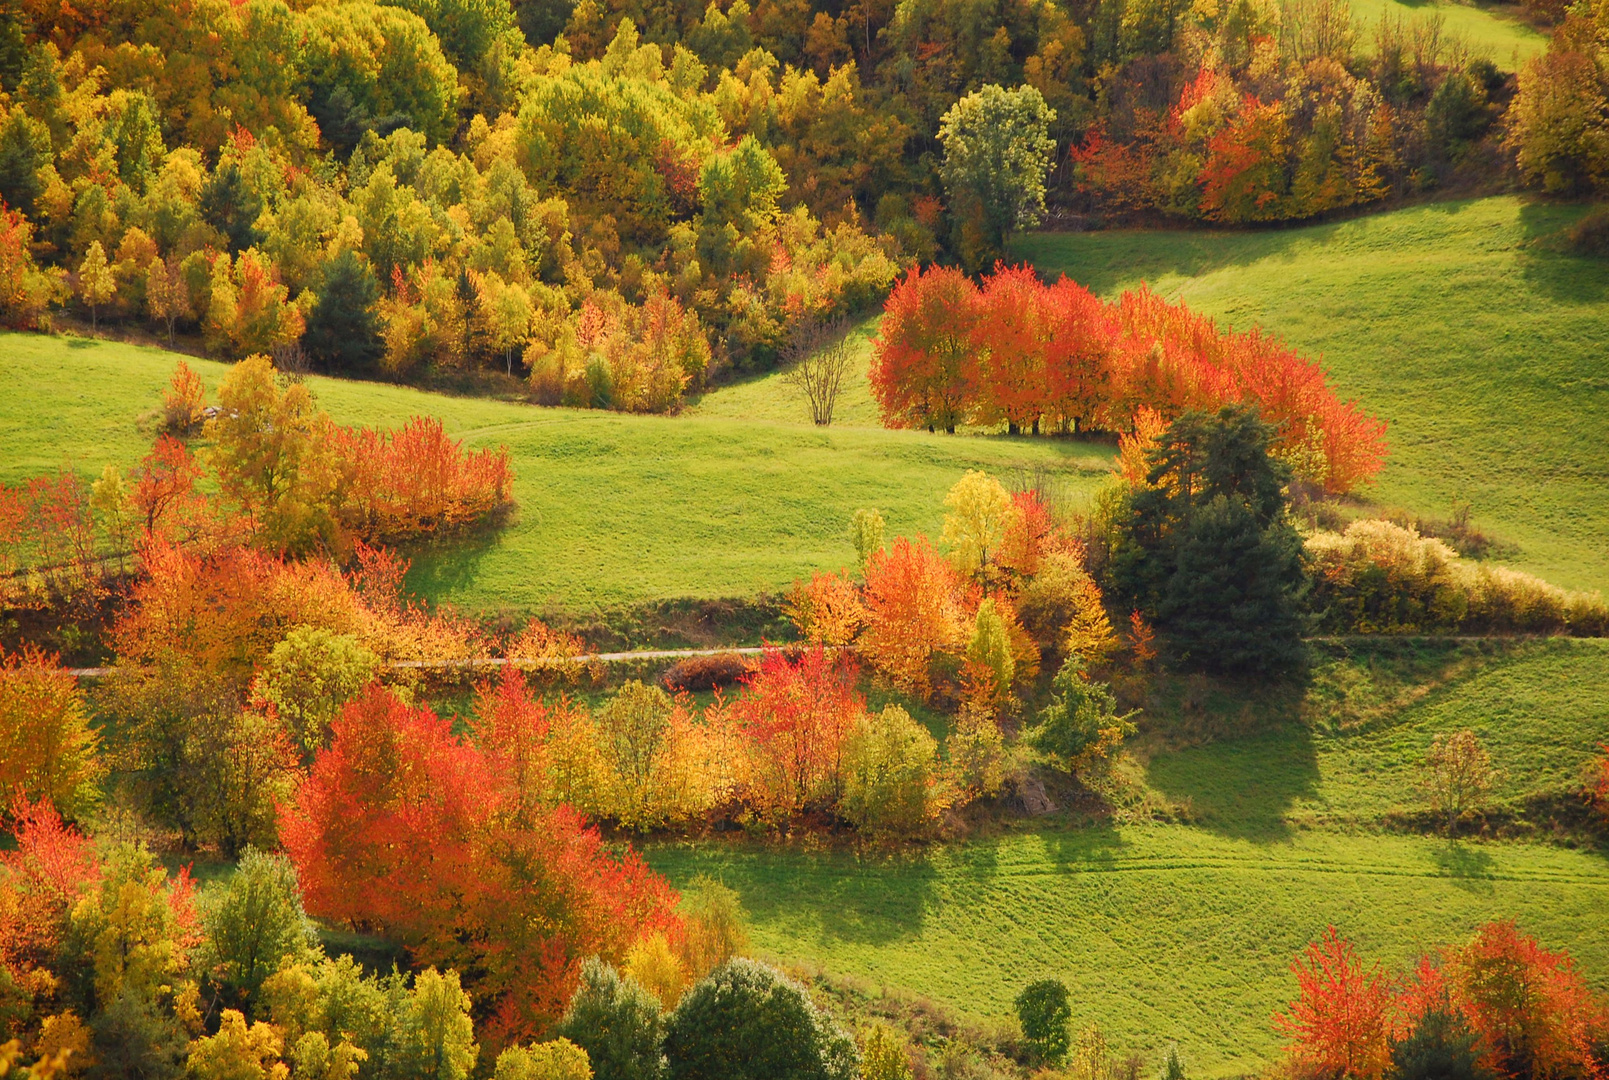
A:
[839, 705, 943, 834]
[733, 646, 865, 821]
[254, 626, 380, 760]
[973, 264, 1050, 434]
[0, 646, 103, 820]
[1274, 927, 1397, 1080]
[663, 959, 859, 1080]
[781, 318, 854, 426]
[1421, 730, 1495, 835]
[784, 570, 867, 647]
[76, 240, 115, 331]
[859, 536, 964, 698]
[869, 266, 980, 433]
[1028, 657, 1135, 776]
[849, 508, 886, 571]
[941, 470, 1015, 585]
[146, 257, 191, 346]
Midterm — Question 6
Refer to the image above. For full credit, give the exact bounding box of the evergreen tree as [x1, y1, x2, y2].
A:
[304, 248, 383, 373]
[1111, 405, 1309, 676]
[200, 161, 265, 254]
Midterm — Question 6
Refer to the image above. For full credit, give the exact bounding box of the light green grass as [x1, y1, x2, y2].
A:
[1015, 197, 1609, 593]
[686, 319, 885, 427]
[1348, 0, 1545, 68]
[649, 639, 1609, 1077]
[649, 829, 1608, 1077]
[0, 332, 1113, 612]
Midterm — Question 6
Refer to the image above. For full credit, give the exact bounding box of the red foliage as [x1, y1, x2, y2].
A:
[870, 265, 980, 433]
[1447, 920, 1609, 1079]
[997, 489, 1061, 580]
[281, 683, 681, 1049]
[334, 416, 513, 542]
[1199, 97, 1291, 223]
[871, 265, 1388, 493]
[732, 645, 865, 818]
[973, 264, 1050, 433]
[0, 796, 101, 977]
[1276, 924, 1609, 1080]
[1275, 927, 1398, 1080]
[130, 435, 217, 546]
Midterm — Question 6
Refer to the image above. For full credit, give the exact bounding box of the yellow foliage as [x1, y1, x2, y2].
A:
[495, 1038, 592, 1080]
[676, 877, 750, 979]
[783, 570, 867, 647]
[940, 470, 1014, 581]
[186, 1010, 287, 1080]
[623, 932, 689, 1009]
[1063, 577, 1118, 666]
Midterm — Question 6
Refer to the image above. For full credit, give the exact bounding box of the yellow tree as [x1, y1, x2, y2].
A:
[940, 470, 1015, 587]
[146, 256, 191, 346]
[77, 241, 115, 332]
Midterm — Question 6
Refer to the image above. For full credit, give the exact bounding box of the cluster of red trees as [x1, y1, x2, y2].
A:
[870, 264, 1387, 493]
[280, 683, 681, 1048]
[1278, 924, 1609, 1080]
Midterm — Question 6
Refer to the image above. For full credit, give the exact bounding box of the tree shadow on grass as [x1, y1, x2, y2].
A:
[1515, 201, 1609, 305]
[1430, 841, 1497, 895]
[402, 530, 501, 605]
[646, 844, 940, 948]
[1144, 725, 1321, 842]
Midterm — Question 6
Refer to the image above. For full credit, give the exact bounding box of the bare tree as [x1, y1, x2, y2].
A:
[781, 318, 853, 426]
[1421, 729, 1495, 835]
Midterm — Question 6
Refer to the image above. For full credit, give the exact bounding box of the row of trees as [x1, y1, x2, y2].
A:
[871, 264, 1387, 495]
[1277, 923, 1609, 1080]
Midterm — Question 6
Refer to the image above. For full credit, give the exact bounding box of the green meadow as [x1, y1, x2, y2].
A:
[649, 638, 1609, 1077]
[1016, 197, 1609, 593]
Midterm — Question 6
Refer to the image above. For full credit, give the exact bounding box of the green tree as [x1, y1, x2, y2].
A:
[1028, 656, 1135, 774]
[1015, 979, 1072, 1065]
[0, 106, 49, 215]
[1389, 1004, 1494, 1080]
[849, 508, 886, 572]
[496, 1038, 595, 1080]
[556, 959, 666, 1080]
[1111, 405, 1309, 676]
[304, 248, 383, 373]
[199, 848, 319, 1011]
[257, 626, 380, 760]
[201, 161, 267, 254]
[391, 969, 479, 1080]
[1156, 1043, 1188, 1080]
[840, 705, 940, 834]
[937, 84, 1057, 265]
[77, 240, 116, 332]
[663, 959, 858, 1080]
[940, 470, 1013, 583]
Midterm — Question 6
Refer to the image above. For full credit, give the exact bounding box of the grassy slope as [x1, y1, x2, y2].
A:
[0, 332, 1113, 612]
[1349, 0, 1545, 67]
[1015, 197, 1609, 593]
[649, 639, 1609, 1076]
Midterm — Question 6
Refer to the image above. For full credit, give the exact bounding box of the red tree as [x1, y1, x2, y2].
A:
[870, 265, 981, 433]
[280, 684, 680, 1049]
[973, 264, 1050, 434]
[859, 536, 965, 698]
[1274, 927, 1399, 1080]
[1043, 277, 1118, 435]
[733, 645, 865, 819]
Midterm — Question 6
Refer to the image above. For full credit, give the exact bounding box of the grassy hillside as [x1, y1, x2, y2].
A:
[1016, 197, 1609, 593]
[649, 639, 1609, 1077]
[1349, 0, 1545, 67]
[0, 333, 1112, 612]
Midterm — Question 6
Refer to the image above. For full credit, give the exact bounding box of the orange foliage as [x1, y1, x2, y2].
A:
[872, 268, 1388, 494]
[162, 360, 207, 436]
[281, 684, 681, 1049]
[1275, 927, 1398, 1080]
[0, 797, 100, 999]
[869, 265, 980, 433]
[859, 536, 965, 698]
[998, 489, 1062, 580]
[333, 417, 514, 543]
[1128, 609, 1158, 669]
[784, 570, 867, 647]
[1117, 407, 1168, 489]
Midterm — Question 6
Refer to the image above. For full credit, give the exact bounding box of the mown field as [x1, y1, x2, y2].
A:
[1347, 0, 1544, 67]
[0, 332, 1112, 612]
[1016, 197, 1609, 593]
[649, 638, 1609, 1077]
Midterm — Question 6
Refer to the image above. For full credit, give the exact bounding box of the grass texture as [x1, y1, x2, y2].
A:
[648, 639, 1609, 1077]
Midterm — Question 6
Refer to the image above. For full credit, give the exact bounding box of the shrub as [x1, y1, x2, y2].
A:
[1567, 206, 1609, 257]
[859, 1023, 913, 1080]
[1015, 978, 1072, 1065]
[198, 848, 318, 1010]
[662, 958, 858, 1080]
[675, 877, 750, 981]
[659, 653, 753, 692]
[1029, 658, 1136, 776]
[1156, 1043, 1187, 1080]
[161, 360, 208, 437]
[335, 416, 515, 542]
[1274, 928, 1395, 1080]
[0, 646, 103, 820]
[839, 706, 944, 834]
[555, 959, 666, 1080]
[1305, 519, 1608, 635]
[784, 571, 867, 647]
[1389, 1006, 1493, 1080]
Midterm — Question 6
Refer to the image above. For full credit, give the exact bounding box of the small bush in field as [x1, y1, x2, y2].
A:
[162, 360, 208, 436]
[659, 653, 753, 692]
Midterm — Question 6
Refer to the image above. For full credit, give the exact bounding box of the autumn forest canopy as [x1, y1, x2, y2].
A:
[1, 0, 1609, 1073]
